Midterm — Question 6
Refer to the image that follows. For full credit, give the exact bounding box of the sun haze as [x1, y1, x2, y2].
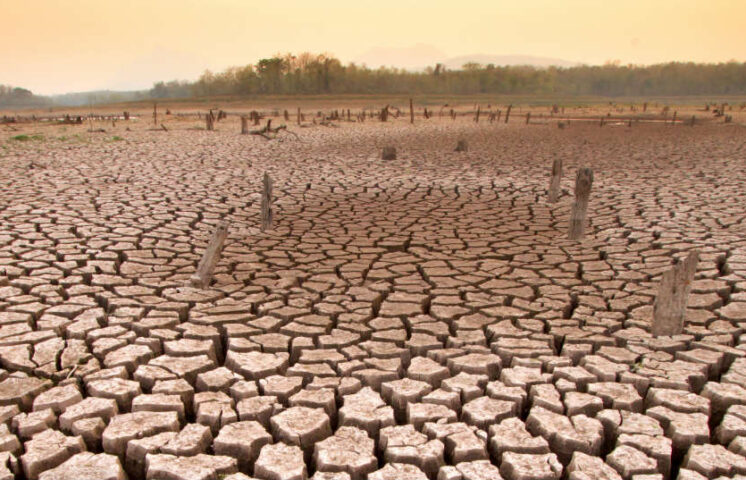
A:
[1, 0, 744, 95]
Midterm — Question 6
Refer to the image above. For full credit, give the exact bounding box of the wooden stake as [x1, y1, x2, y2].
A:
[475, 106, 480, 123]
[206, 111, 214, 131]
[410, 98, 414, 124]
[297, 108, 301, 126]
[153, 103, 157, 125]
[652, 251, 699, 336]
[261, 172, 273, 231]
[189, 221, 229, 289]
[567, 168, 593, 240]
[547, 158, 562, 203]
[241, 116, 249, 134]
[525, 112, 531, 125]
[505, 105, 512, 124]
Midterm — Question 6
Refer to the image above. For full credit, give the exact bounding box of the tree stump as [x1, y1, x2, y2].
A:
[190, 221, 229, 289]
[261, 173, 273, 231]
[240, 116, 249, 135]
[652, 251, 699, 337]
[382, 146, 397, 160]
[547, 158, 562, 203]
[455, 139, 468, 152]
[567, 168, 594, 240]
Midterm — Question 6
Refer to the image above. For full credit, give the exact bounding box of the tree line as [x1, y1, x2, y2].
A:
[0, 85, 48, 107]
[149, 53, 746, 99]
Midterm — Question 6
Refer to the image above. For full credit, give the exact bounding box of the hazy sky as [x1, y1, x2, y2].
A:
[2, 0, 745, 95]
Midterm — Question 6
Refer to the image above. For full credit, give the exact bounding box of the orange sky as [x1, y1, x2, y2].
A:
[2, 0, 745, 95]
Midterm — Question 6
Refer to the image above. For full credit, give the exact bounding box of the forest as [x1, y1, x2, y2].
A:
[149, 53, 746, 99]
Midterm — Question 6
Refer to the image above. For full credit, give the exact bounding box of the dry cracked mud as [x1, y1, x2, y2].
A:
[0, 114, 745, 480]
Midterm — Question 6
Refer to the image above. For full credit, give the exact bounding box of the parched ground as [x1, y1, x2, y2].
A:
[0, 116, 746, 480]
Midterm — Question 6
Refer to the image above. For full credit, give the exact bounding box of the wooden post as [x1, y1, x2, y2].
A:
[297, 108, 301, 126]
[189, 221, 229, 289]
[410, 98, 414, 124]
[474, 106, 480, 123]
[652, 251, 699, 336]
[505, 105, 512, 124]
[567, 168, 593, 240]
[525, 112, 531, 125]
[690, 115, 696, 127]
[153, 103, 157, 125]
[547, 158, 562, 203]
[123, 111, 130, 121]
[206, 111, 214, 131]
[496, 110, 502, 123]
[261, 172, 273, 231]
[241, 116, 248, 134]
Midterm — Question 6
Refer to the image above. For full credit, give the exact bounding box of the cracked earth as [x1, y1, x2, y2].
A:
[0, 116, 745, 480]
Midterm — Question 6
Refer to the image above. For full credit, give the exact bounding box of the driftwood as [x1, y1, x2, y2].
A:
[652, 251, 699, 336]
[189, 221, 229, 289]
[249, 119, 298, 140]
[261, 173, 273, 231]
[547, 158, 562, 203]
[567, 168, 594, 240]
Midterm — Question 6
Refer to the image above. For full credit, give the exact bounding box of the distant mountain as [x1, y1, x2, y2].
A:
[354, 45, 580, 70]
[443, 54, 581, 69]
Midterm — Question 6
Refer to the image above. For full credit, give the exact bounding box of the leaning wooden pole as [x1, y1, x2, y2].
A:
[261, 172, 273, 231]
[547, 158, 563, 203]
[652, 251, 699, 336]
[190, 221, 229, 289]
[505, 105, 512, 124]
[567, 168, 594, 240]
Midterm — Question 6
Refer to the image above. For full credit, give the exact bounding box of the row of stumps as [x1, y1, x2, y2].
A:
[552, 160, 698, 337]
[190, 172, 274, 289]
[192, 162, 697, 339]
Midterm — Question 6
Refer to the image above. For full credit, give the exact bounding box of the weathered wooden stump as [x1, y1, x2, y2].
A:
[261, 173, 273, 231]
[455, 139, 468, 152]
[190, 221, 229, 289]
[547, 158, 562, 203]
[567, 168, 594, 240]
[652, 251, 699, 337]
[381, 146, 397, 160]
[240, 116, 249, 135]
